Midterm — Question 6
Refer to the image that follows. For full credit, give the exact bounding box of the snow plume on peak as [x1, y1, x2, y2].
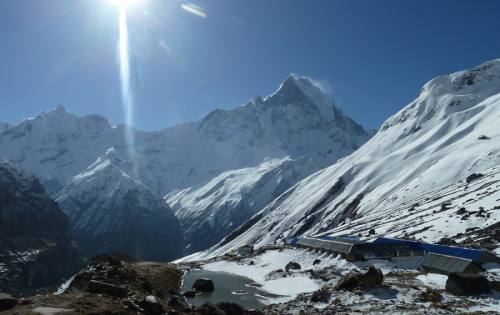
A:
[290, 73, 332, 95]
[265, 74, 333, 109]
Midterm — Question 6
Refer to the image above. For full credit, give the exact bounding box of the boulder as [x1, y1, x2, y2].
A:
[183, 291, 196, 298]
[313, 259, 322, 265]
[445, 274, 490, 295]
[285, 261, 301, 272]
[335, 266, 383, 291]
[334, 273, 359, 291]
[87, 280, 128, 298]
[265, 269, 284, 280]
[0, 294, 17, 311]
[310, 287, 331, 303]
[193, 278, 215, 292]
[466, 173, 484, 184]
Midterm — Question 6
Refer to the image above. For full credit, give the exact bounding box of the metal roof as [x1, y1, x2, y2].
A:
[420, 253, 484, 275]
[372, 237, 424, 251]
[373, 237, 498, 263]
[296, 237, 356, 254]
[296, 237, 423, 258]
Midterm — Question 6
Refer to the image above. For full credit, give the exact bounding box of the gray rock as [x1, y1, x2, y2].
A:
[466, 173, 484, 184]
[285, 261, 301, 272]
[445, 274, 490, 295]
[193, 278, 215, 292]
[335, 266, 383, 291]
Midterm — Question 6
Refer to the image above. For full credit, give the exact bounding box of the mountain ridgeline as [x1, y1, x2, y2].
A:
[192, 59, 500, 260]
[0, 74, 371, 261]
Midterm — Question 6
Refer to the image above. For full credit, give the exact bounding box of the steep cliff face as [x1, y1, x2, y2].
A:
[57, 149, 184, 261]
[0, 160, 81, 294]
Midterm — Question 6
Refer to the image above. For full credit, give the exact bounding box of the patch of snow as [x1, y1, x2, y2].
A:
[54, 274, 76, 295]
[416, 273, 448, 289]
[146, 295, 158, 303]
[32, 307, 73, 315]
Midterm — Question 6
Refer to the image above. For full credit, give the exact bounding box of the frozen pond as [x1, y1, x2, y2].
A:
[182, 269, 272, 310]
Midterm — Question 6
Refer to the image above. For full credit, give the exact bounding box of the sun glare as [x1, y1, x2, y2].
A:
[109, 0, 142, 8]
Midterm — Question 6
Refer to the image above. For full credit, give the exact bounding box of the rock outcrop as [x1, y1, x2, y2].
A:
[334, 266, 384, 291]
[4, 254, 195, 314]
[0, 160, 82, 294]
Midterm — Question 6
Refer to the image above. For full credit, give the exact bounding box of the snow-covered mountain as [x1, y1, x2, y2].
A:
[0, 75, 370, 198]
[56, 148, 184, 261]
[167, 157, 317, 254]
[0, 160, 81, 293]
[193, 59, 500, 259]
[0, 75, 371, 256]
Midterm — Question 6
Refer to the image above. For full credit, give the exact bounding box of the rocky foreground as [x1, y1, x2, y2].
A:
[0, 254, 262, 315]
[1, 248, 500, 314]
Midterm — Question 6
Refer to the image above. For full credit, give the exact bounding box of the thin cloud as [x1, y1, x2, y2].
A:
[181, 3, 207, 18]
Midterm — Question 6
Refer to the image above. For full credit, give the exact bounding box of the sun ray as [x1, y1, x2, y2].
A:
[117, 5, 137, 166]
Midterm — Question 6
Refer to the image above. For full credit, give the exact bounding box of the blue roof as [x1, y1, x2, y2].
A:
[421, 243, 486, 260]
[316, 235, 362, 242]
[373, 237, 487, 260]
[286, 237, 300, 245]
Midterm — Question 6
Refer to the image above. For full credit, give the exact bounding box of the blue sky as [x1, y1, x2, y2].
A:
[1, 0, 500, 131]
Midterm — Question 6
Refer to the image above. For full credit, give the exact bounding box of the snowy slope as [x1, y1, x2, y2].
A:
[56, 148, 184, 261]
[193, 59, 500, 259]
[167, 157, 316, 253]
[0, 76, 369, 198]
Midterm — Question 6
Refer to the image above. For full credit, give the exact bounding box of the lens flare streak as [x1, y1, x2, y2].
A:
[118, 6, 135, 159]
